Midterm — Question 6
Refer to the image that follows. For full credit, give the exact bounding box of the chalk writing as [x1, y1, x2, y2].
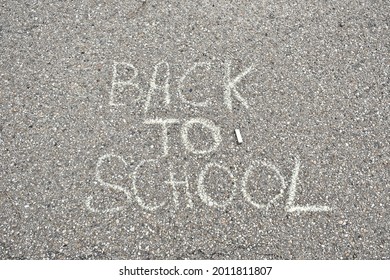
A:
[178, 62, 211, 107]
[132, 159, 167, 211]
[197, 162, 237, 209]
[144, 61, 170, 114]
[86, 154, 332, 214]
[86, 59, 333, 216]
[181, 118, 222, 155]
[286, 156, 332, 213]
[86, 154, 131, 213]
[110, 62, 142, 106]
[164, 163, 194, 209]
[242, 159, 286, 210]
[223, 60, 254, 111]
[144, 118, 180, 157]
[145, 118, 222, 156]
[109, 60, 254, 111]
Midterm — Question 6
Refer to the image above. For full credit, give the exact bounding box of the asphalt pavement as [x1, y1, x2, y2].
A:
[0, 0, 389, 259]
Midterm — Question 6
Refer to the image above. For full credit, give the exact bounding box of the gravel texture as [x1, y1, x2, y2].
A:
[0, 0, 389, 259]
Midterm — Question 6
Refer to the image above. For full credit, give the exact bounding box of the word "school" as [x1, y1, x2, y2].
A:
[86, 154, 332, 214]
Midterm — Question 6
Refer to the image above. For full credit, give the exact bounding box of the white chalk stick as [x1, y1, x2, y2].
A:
[235, 129, 243, 144]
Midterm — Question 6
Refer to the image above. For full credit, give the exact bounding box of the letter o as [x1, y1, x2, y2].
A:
[197, 163, 236, 209]
[181, 118, 221, 154]
[241, 160, 287, 209]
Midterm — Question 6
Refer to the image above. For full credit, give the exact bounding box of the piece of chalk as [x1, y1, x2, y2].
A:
[235, 129, 243, 144]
